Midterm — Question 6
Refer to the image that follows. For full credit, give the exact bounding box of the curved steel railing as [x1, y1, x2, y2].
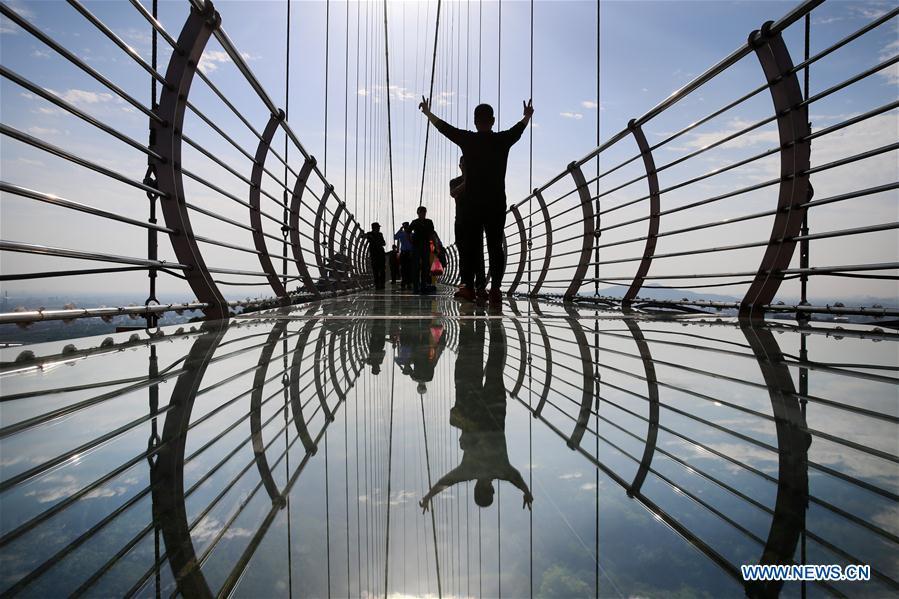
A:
[0, 0, 372, 328]
[445, 0, 898, 319]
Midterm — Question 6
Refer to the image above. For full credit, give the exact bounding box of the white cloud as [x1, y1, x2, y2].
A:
[26, 126, 60, 136]
[560, 111, 583, 120]
[197, 49, 257, 74]
[878, 39, 899, 85]
[31, 48, 50, 58]
[677, 118, 779, 151]
[812, 15, 843, 25]
[198, 49, 230, 74]
[55, 89, 116, 105]
[581, 100, 598, 109]
[357, 87, 369, 96]
[558, 472, 583, 479]
[7, 0, 34, 19]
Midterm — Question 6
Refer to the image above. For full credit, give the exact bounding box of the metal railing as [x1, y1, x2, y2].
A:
[0, 0, 372, 328]
[445, 0, 898, 319]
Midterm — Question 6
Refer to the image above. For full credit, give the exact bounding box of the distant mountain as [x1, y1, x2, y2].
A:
[592, 285, 740, 303]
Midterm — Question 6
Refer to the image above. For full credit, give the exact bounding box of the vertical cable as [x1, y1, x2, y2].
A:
[383, 0, 397, 236]
[419, 0, 444, 207]
[497, 0, 501, 125]
[800, 12, 811, 308]
[144, 0, 159, 329]
[527, 4, 535, 592]
[324, 0, 331, 176]
[383, 350, 396, 598]
[420, 394, 443, 598]
[344, 0, 349, 218]
[800, 14, 811, 599]
[594, 0, 600, 298]
[282, 0, 291, 290]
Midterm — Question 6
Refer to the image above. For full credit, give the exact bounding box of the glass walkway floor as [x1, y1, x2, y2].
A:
[0, 289, 896, 597]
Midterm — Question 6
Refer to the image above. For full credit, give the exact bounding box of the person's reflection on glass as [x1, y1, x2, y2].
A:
[419, 319, 533, 511]
[395, 317, 446, 390]
[365, 318, 387, 375]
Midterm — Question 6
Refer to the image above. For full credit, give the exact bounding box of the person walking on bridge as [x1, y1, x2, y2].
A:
[363, 222, 386, 290]
[419, 97, 534, 306]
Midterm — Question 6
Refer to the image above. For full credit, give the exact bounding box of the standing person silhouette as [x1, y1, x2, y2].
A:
[450, 156, 486, 302]
[419, 97, 534, 306]
[419, 318, 533, 511]
[363, 222, 386, 290]
[388, 244, 400, 286]
[394, 222, 414, 290]
[409, 206, 436, 294]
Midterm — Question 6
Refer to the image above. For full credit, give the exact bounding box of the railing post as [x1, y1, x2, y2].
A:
[622, 119, 661, 306]
[564, 162, 596, 300]
[251, 319, 290, 504]
[530, 188, 553, 297]
[624, 319, 659, 497]
[564, 307, 595, 449]
[339, 213, 353, 287]
[313, 184, 334, 283]
[741, 21, 811, 318]
[505, 205, 528, 296]
[327, 201, 346, 284]
[249, 110, 288, 299]
[742, 324, 809, 598]
[151, 1, 227, 320]
[289, 157, 320, 297]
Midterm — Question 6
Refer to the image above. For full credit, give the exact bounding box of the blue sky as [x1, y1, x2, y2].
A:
[1, 0, 896, 303]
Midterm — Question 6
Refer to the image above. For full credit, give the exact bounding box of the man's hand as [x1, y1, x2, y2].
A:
[419, 497, 431, 513]
[419, 95, 431, 116]
[522, 492, 534, 511]
[522, 98, 534, 122]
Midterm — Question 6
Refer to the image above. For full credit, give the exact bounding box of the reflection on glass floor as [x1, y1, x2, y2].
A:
[1, 291, 897, 597]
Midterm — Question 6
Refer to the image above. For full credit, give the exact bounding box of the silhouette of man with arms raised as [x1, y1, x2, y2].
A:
[419, 318, 533, 511]
[419, 96, 534, 306]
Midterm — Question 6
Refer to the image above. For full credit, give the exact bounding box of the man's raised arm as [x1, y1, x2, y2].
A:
[503, 99, 535, 146]
[419, 95, 465, 145]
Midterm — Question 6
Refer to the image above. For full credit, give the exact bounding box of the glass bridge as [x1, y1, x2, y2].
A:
[1, 290, 896, 597]
[1, 0, 897, 595]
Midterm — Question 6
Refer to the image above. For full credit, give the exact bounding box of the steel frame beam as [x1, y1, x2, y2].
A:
[290, 317, 321, 454]
[506, 205, 528, 295]
[250, 318, 289, 505]
[249, 110, 288, 299]
[530, 189, 553, 296]
[564, 162, 596, 300]
[289, 157, 320, 298]
[151, 321, 227, 599]
[313, 185, 334, 281]
[151, 2, 227, 320]
[622, 120, 661, 305]
[565, 306, 596, 449]
[741, 22, 811, 317]
[742, 324, 809, 598]
[327, 202, 346, 284]
[624, 319, 660, 496]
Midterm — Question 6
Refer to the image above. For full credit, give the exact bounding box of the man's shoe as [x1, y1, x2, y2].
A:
[488, 288, 503, 307]
[456, 287, 476, 302]
[475, 287, 488, 305]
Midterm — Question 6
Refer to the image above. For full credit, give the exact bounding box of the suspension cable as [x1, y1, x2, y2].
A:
[418, 0, 443, 207]
[383, 0, 397, 235]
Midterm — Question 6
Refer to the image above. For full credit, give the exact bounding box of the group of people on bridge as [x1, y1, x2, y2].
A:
[364, 97, 535, 306]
